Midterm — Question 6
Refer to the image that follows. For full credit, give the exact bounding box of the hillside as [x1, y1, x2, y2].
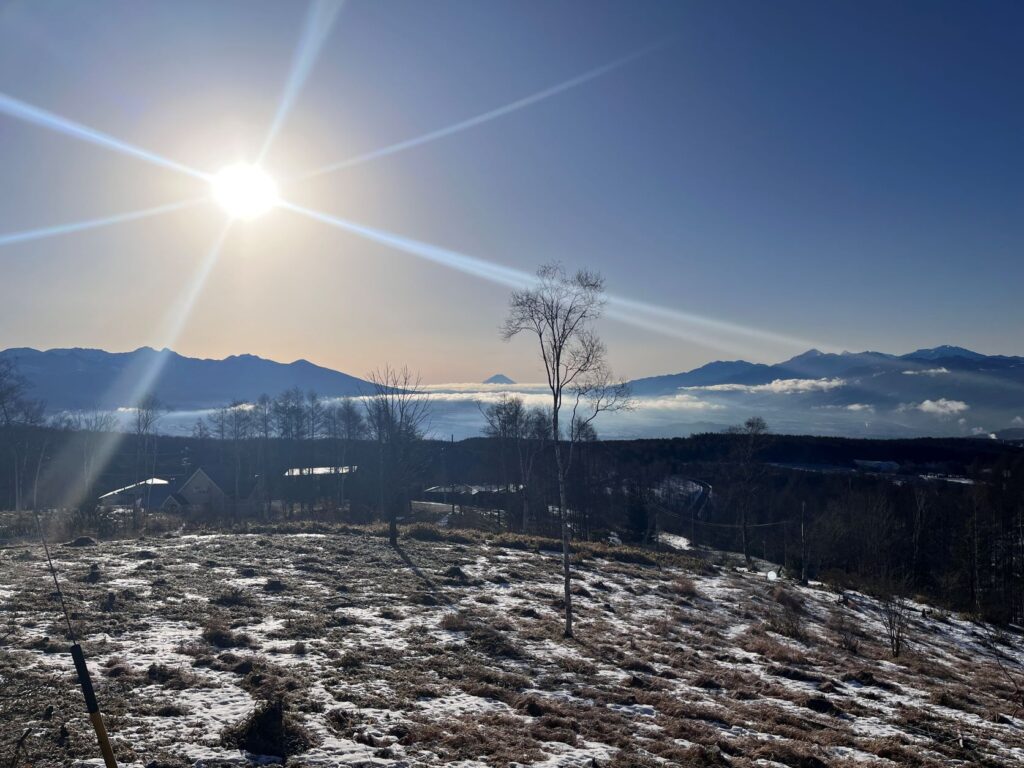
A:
[2, 526, 1022, 766]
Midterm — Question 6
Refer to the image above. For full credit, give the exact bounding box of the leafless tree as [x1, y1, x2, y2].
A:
[77, 411, 116, 496]
[0, 360, 44, 512]
[306, 390, 325, 442]
[726, 416, 769, 565]
[502, 263, 632, 637]
[132, 394, 165, 516]
[880, 586, 912, 658]
[364, 366, 430, 545]
[325, 397, 365, 508]
[254, 393, 274, 441]
[133, 394, 165, 442]
[0, 358, 30, 427]
[273, 387, 305, 440]
[482, 395, 549, 531]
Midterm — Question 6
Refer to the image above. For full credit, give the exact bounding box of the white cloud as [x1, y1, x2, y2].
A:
[917, 398, 970, 416]
[901, 367, 949, 376]
[642, 393, 725, 411]
[813, 403, 874, 412]
[356, 384, 723, 414]
[686, 378, 845, 395]
[1012, 416, 1024, 426]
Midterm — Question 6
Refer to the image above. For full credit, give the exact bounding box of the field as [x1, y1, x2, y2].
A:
[2, 524, 1024, 767]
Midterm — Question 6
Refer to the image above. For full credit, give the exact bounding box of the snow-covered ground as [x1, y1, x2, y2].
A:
[2, 527, 1023, 766]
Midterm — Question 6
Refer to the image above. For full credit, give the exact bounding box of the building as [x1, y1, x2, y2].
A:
[99, 467, 265, 515]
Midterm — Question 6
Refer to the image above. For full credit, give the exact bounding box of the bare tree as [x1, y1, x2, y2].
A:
[254, 394, 274, 441]
[273, 387, 305, 440]
[0, 360, 44, 512]
[132, 394, 165, 517]
[482, 396, 549, 532]
[306, 390, 325, 442]
[325, 397, 365, 509]
[726, 416, 769, 566]
[78, 411, 116, 496]
[879, 585, 912, 658]
[0, 359, 30, 427]
[133, 394, 165, 443]
[364, 366, 430, 545]
[502, 263, 631, 637]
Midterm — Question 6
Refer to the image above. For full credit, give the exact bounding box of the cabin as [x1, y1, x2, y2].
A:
[99, 467, 265, 516]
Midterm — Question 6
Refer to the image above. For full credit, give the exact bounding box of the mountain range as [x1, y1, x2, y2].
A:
[2, 345, 1022, 439]
[628, 346, 1024, 395]
[628, 345, 1024, 438]
[0, 347, 376, 411]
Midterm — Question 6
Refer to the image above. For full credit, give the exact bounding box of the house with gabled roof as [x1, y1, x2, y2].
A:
[100, 467, 265, 515]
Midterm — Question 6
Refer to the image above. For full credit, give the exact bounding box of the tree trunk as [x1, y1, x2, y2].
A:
[741, 502, 751, 566]
[552, 405, 573, 639]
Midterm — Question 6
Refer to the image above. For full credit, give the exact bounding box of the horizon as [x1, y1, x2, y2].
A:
[0, 340, 1012, 387]
[1, 1, 1022, 383]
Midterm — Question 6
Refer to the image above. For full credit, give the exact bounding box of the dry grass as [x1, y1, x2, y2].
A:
[1, 527, 1021, 767]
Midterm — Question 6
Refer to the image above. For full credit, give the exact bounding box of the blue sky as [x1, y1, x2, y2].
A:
[0, 1, 1021, 382]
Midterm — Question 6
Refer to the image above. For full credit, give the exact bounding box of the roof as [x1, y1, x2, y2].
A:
[423, 483, 521, 496]
[181, 467, 261, 500]
[284, 466, 357, 477]
[99, 477, 169, 500]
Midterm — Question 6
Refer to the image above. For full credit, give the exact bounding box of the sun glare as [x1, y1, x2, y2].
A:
[211, 164, 278, 220]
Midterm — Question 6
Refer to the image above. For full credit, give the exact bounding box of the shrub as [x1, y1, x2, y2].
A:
[827, 611, 861, 654]
[213, 587, 253, 607]
[671, 576, 699, 598]
[880, 592, 911, 658]
[221, 698, 314, 758]
[201, 621, 253, 649]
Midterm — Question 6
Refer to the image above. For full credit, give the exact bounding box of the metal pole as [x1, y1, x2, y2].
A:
[71, 643, 118, 768]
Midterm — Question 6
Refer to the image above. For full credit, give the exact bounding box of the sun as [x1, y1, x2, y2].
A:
[211, 164, 279, 220]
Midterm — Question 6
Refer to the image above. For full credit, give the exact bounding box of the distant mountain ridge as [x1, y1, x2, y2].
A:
[0, 347, 378, 410]
[629, 346, 1024, 395]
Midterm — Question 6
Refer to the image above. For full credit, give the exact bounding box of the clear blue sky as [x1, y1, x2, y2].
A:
[0, 1, 1021, 382]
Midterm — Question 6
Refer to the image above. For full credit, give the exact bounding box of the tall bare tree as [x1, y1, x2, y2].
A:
[0, 359, 44, 511]
[502, 263, 631, 637]
[133, 394, 165, 516]
[324, 397, 365, 509]
[482, 395, 549, 532]
[726, 416, 769, 566]
[364, 366, 430, 545]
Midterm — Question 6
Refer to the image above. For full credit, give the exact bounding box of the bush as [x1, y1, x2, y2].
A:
[201, 621, 253, 649]
[671, 576, 699, 598]
[827, 611, 861, 654]
[221, 698, 314, 758]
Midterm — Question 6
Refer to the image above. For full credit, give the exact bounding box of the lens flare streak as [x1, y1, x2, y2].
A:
[0, 199, 205, 248]
[258, 0, 345, 162]
[296, 39, 671, 180]
[0, 91, 209, 181]
[53, 221, 233, 509]
[281, 200, 824, 356]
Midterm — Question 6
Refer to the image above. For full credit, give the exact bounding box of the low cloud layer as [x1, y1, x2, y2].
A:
[685, 378, 845, 395]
